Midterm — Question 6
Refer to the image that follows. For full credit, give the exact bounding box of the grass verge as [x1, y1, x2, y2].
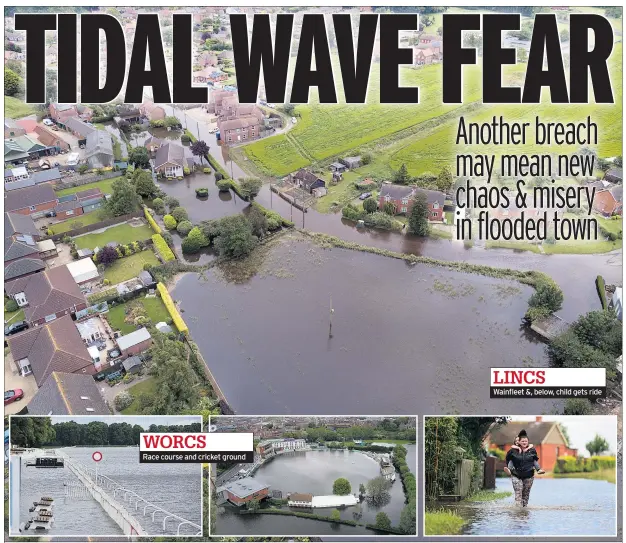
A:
[425, 509, 466, 536]
[553, 468, 616, 484]
[5, 96, 37, 118]
[465, 490, 512, 502]
[73, 223, 153, 249]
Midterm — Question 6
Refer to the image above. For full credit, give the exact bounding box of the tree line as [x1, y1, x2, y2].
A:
[10, 418, 201, 448]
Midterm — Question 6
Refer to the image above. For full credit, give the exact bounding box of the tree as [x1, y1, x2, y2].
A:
[333, 477, 352, 495]
[182, 227, 209, 254]
[213, 215, 257, 258]
[128, 146, 150, 169]
[436, 166, 453, 192]
[96, 246, 119, 266]
[365, 476, 391, 505]
[190, 140, 210, 164]
[560, 28, 569, 42]
[571, 310, 622, 357]
[564, 398, 592, 415]
[399, 502, 416, 534]
[330, 509, 341, 523]
[239, 178, 263, 201]
[106, 178, 140, 216]
[164, 115, 181, 129]
[586, 434, 609, 456]
[528, 280, 564, 314]
[133, 169, 158, 199]
[247, 499, 260, 511]
[164, 196, 180, 211]
[363, 198, 378, 213]
[176, 220, 193, 237]
[247, 206, 268, 238]
[164, 215, 177, 230]
[393, 163, 410, 184]
[4, 68, 21, 96]
[171, 206, 189, 223]
[375, 512, 391, 531]
[283, 103, 295, 115]
[383, 202, 396, 215]
[407, 193, 429, 236]
[358, 483, 366, 497]
[614, 156, 623, 168]
[152, 197, 165, 215]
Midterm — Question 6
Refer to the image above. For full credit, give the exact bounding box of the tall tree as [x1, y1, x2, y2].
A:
[128, 146, 150, 169]
[4, 68, 21, 96]
[586, 434, 610, 456]
[375, 512, 392, 530]
[191, 140, 210, 164]
[407, 193, 429, 236]
[213, 215, 257, 258]
[393, 163, 410, 184]
[133, 169, 159, 199]
[436, 166, 453, 192]
[106, 178, 141, 216]
[333, 477, 352, 495]
[239, 178, 263, 201]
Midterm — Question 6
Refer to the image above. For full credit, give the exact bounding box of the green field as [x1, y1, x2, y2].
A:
[103, 250, 160, 284]
[50, 210, 107, 234]
[107, 296, 169, 334]
[73, 223, 153, 249]
[5, 96, 37, 119]
[55, 177, 122, 197]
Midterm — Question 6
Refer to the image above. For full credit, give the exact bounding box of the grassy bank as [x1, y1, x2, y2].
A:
[5, 96, 37, 119]
[553, 468, 616, 484]
[425, 509, 466, 536]
[465, 490, 512, 502]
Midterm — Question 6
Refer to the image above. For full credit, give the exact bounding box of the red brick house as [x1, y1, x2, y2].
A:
[378, 184, 445, 221]
[7, 315, 96, 386]
[486, 417, 578, 473]
[206, 89, 238, 116]
[5, 265, 87, 326]
[218, 110, 264, 143]
[49, 103, 79, 125]
[54, 198, 84, 220]
[5, 184, 58, 217]
[139, 101, 166, 121]
[219, 478, 270, 506]
[593, 185, 623, 216]
[415, 47, 440, 65]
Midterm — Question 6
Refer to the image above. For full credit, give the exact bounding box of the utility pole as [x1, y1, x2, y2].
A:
[270, 178, 273, 208]
[328, 295, 334, 338]
[302, 204, 305, 228]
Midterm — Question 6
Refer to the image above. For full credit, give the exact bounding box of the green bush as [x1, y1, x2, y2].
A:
[596, 275, 608, 309]
[182, 226, 209, 254]
[176, 220, 193, 237]
[363, 211, 395, 230]
[5, 299, 18, 313]
[114, 390, 134, 411]
[151, 198, 165, 215]
[564, 398, 593, 415]
[171, 207, 188, 222]
[163, 214, 177, 230]
[526, 278, 564, 322]
[183, 167, 190, 176]
[342, 203, 365, 221]
[195, 188, 209, 197]
[152, 234, 176, 262]
[181, 134, 191, 143]
[203, 167, 211, 174]
[217, 179, 231, 192]
[554, 455, 616, 473]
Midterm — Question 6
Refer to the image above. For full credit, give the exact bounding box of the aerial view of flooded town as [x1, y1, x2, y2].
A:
[2, 3, 623, 541]
[209, 416, 416, 535]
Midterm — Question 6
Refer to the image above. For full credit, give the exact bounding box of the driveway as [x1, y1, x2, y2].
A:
[4, 351, 38, 415]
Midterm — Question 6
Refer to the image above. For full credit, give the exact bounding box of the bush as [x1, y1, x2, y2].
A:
[5, 299, 18, 313]
[152, 234, 176, 262]
[363, 211, 395, 230]
[195, 188, 209, 197]
[596, 275, 608, 309]
[163, 196, 180, 211]
[62, 235, 72, 244]
[163, 214, 177, 230]
[217, 179, 231, 192]
[181, 134, 191, 143]
[157, 282, 188, 334]
[564, 398, 593, 415]
[46, 228, 53, 236]
[526, 278, 564, 322]
[176, 220, 193, 237]
[114, 390, 134, 411]
[182, 227, 209, 254]
[77, 164, 89, 174]
[342, 203, 365, 221]
[152, 198, 165, 215]
[171, 207, 189, 222]
[144, 207, 162, 234]
[183, 167, 191, 175]
[363, 198, 378, 213]
[266, 210, 283, 230]
[103, 278, 111, 286]
[203, 167, 211, 174]
[333, 478, 351, 495]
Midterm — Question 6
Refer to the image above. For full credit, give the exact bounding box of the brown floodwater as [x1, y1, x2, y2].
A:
[173, 235, 562, 415]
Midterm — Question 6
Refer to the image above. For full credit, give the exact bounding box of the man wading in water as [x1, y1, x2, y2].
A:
[504, 430, 541, 507]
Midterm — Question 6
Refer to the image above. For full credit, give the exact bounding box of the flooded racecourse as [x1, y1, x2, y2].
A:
[173, 234, 561, 415]
[433, 477, 616, 536]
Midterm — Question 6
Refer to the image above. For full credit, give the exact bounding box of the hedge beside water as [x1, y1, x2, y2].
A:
[554, 455, 616, 473]
[157, 282, 188, 334]
[240, 508, 358, 526]
[152, 234, 176, 262]
[144, 206, 162, 234]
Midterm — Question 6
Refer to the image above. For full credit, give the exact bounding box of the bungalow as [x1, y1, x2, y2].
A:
[288, 493, 313, 507]
[4, 184, 58, 217]
[27, 371, 110, 415]
[139, 101, 166, 121]
[593, 185, 623, 216]
[116, 327, 153, 358]
[155, 142, 186, 178]
[84, 130, 114, 169]
[486, 417, 577, 473]
[378, 184, 445, 220]
[5, 265, 87, 326]
[34, 125, 71, 151]
[604, 168, 623, 184]
[290, 169, 326, 193]
[7, 316, 97, 386]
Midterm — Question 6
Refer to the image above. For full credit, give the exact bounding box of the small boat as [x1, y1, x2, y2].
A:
[22, 512, 55, 532]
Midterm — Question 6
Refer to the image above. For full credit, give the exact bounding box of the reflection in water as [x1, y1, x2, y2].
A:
[429, 477, 616, 536]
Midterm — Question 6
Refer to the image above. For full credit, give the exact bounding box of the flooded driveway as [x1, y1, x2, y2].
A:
[173, 235, 559, 415]
[436, 477, 616, 537]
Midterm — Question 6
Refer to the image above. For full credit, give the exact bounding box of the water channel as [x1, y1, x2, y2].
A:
[216, 445, 416, 536]
[429, 476, 616, 536]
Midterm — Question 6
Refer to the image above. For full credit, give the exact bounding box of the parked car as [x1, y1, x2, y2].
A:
[359, 192, 372, 200]
[45, 210, 57, 218]
[43, 118, 54, 126]
[4, 389, 24, 406]
[291, 117, 298, 124]
[4, 321, 28, 336]
[267, 103, 276, 108]
[209, 127, 218, 134]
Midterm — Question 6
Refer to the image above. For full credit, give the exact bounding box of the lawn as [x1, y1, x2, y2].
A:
[107, 296, 170, 334]
[103, 250, 160, 284]
[73, 223, 153, 249]
[50, 210, 107, 234]
[597, 216, 623, 236]
[120, 378, 158, 414]
[5, 96, 37, 119]
[316, 171, 363, 213]
[4, 298, 24, 324]
[55, 177, 122, 197]
[425, 510, 466, 536]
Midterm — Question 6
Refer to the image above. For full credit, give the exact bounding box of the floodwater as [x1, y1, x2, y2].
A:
[216, 446, 416, 536]
[17, 447, 202, 537]
[173, 235, 559, 415]
[434, 477, 616, 536]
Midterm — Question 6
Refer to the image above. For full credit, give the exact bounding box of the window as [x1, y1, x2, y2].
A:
[66, 210, 74, 216]
[432, 212, 437, 217]
[242, 134, 247, 140]
[14, 293, 27, 307]
[18, 359, 32, 376]
[29, 205, 36, 211]
[385, 195, 391, 202]
[45, 314, 57, 323]
[433, 202, 439, 209]
[401, 207, 407, 213]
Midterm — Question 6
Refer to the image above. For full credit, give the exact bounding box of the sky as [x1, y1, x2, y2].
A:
[511, 416, 618, 456]
[46, 415, 202, 430]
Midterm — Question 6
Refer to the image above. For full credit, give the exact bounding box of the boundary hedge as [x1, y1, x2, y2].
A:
[145, 206, 162, 234]
[152, 234, 176, 262]
[157, 282, 188, 334]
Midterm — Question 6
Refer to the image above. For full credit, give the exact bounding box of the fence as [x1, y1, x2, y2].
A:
[48, 211, 145, 241]
[54, 170, 124, 190]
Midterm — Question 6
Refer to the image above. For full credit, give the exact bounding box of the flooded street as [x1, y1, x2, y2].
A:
[433, 477, 616, 536]
[173, 235, 560, 415]
[216, 445, 416, 536]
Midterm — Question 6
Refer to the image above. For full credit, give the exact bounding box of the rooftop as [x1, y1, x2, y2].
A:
[220, 478, 270, 498]
[116, 327, 151, 351]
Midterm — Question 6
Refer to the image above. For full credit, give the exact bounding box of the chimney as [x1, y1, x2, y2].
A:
[535, 416, 543, 422]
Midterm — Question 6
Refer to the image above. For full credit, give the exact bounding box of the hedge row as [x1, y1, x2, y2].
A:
[87, 287, 118, 305]
[554, 455, 616, 473]
[596, 275, 608, 309]
[157, 282, 188, 334]
[152, 234, 176, 262]
[144, 206, 162, 234]
[240, 508, 358, 526]
[251, 201, 294, 228]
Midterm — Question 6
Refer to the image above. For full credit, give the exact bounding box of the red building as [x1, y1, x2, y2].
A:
[5, 184, 58, 217]
[486, 417, 578, 473]
[378, 184, 445, 221]
[593, 186, 623, 216]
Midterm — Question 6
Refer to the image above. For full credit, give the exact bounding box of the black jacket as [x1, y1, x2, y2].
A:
[506, 446, 538, 479]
